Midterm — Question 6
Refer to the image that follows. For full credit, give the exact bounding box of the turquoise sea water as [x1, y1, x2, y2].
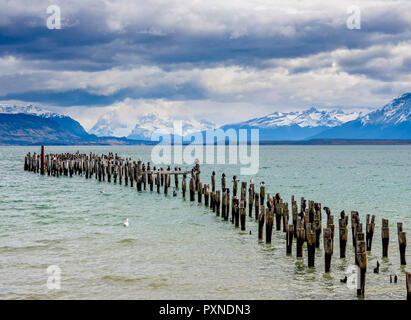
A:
[0, 145, 410, 300]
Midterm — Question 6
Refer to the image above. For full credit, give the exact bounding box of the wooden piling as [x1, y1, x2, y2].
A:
[296, 218, 305, 258]
[275, 201, 282, 231]
[406, 272, 411, 300]
[40, 146, 45, 175]
[397, 222, 407, 265]
[189, 177, 195, 201]
[215, 190, 221, 216]
[204, 184, 209, 206]
[258, 205, 265, 241]
[248, 182, 254, 217]
[286, 224, 294, 254]
[233, 197, 239, 227]
[314, 210, 321, 248]
[323, 228, 333, 272]
[240, 201, 246, 231]
[259, 183, 265, 206]
[337, 220, 347, 259]
[266, 206, 273, 243]
[382, 218, 389, 258]
[211, 171, 216, 192]
[198, 181, 203, 203]
[356, 236, 367, 297]
[307, 223, 316, 267]
[254, 193, 259, 220]
[366, 214, 375, 251]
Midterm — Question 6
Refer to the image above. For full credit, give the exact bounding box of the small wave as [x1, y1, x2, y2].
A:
[101, 275, 146, 283]
[117, 238, 136, 244]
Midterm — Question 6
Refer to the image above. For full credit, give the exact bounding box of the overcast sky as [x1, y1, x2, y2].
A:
[1, 0, 410, 129]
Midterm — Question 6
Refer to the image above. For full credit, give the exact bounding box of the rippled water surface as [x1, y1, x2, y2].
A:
[0, 145, 410, 299]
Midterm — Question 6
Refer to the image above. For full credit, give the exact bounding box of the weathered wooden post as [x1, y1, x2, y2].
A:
[149, 170, 154, 191]
[296, 218, 305, 258]
[222, 189, 227, 219]
[356, 234, 367, 297]
[366, 214, 375, 251]
[266, 207, 273, 243]
[164, 173, 169, 195]
[181, 174, 187, 198]
[129, 163, 134, 188]
[189, 177, 195, 201]
[211, 171, 216, 192]
[248, 180, 254, 217]
[40, 146, 45, 175]
[156, 170, 160, 193]
[221, 173, 226, 191]
[406, 272, 411, 300]
[286, 224, 294, 254]
[327, 214, 335, 247]
[240, 181, 247, 210]
[339, 213, 348, 258]
[323, 228, 333, 272]
[232, 176, 238, 197]
[307, 223, 316, 267]
[215, 190, 221, 216]
[258, 206, 265, 241]
[283, 201, 289, 233]
[204, 184, 209, 206]
[137, 158, 143, 191]
[275, 201, 282, 231]
[198, 181, 203, 203]
[254, 193, 259, 220]
[209, 191, 215, 211]
[174, 167, 179, 189]
[351, 211, 359, 247]
[382, 218, 389, 258]
[240, 201, 246, 231]
[397, 223, 407, 265]
[233, 197, 239, 227]
[314, 210, 321, 248]
[259, 182, 265, 206]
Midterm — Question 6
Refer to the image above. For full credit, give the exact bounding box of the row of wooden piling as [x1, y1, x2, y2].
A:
[24, 147, 410, 299]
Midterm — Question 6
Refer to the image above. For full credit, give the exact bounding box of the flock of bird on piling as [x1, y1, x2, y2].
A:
[24, 147, 410, 299]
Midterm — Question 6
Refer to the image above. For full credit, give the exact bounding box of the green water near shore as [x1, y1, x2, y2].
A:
[0, 145, 410, 299]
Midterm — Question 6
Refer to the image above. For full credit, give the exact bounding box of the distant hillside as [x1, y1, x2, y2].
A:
[0, 105, 149, 145]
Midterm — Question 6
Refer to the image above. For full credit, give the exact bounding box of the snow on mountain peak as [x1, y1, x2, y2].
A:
[360, 92, 411, 126]
[0, 104, 62, 118]
[242, 107, 361, 128]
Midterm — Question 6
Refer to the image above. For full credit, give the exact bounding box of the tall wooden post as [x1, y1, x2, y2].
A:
[382, 218, 389, 258]
[324, 228, 333, 272]
[266, 207, 273, 243]
[40, 146, 45, 175]
[397, 222, 407, 265]
[258, 206, 265, 241]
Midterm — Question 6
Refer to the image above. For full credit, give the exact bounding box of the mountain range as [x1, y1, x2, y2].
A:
[1, 93, 411, 145]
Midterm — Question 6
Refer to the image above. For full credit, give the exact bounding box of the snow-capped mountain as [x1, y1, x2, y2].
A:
[221, 107, 363, 140]
[360, 93, 411, 126]
[0, 104, 60, 118]
[89, 116, 131, 137]
[233, 107, 361, 128]
[90, 111, 216, 140]
[128, 113, 216, 140]
[313, 93, 411, 139]
[0, 104, 89, 138]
